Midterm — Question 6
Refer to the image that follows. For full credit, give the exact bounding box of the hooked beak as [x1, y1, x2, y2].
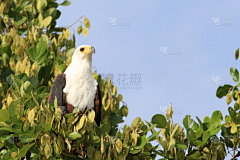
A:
[91, 46, 95, 54]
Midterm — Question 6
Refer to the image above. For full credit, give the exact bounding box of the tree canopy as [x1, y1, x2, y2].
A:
[0, 0, 240, 160]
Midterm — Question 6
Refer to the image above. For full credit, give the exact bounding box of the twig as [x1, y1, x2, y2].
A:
[232, 151, 240, 159]
[67, 16, 85, 29]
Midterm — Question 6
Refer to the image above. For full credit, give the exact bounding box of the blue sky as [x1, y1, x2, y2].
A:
[56, 0, 240, 157]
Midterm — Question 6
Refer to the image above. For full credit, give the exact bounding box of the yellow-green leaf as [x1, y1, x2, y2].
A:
[40, 16, 52, 29]
[116, 139, 122, 153]
[84, 17, 90, 29]
[83, 27, 88, 37]
[64, 29, 71, 39]
[77, 25, 83, 34]
[231, 125, 237, 134]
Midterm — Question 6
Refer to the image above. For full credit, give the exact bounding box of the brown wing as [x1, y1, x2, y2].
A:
[47, 73, 66, 106]
[93, 85, 102, 126]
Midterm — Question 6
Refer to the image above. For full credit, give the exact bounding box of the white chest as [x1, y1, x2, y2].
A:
[63, 72, 97, 112]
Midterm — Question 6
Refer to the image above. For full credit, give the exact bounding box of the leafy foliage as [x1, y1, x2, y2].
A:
[0, 0, 240, 160]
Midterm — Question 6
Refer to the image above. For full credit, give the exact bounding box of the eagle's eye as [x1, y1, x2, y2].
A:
[80, 48, 84, 52]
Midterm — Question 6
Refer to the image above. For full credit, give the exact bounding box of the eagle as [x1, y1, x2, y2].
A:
[47, 45, 102, 126]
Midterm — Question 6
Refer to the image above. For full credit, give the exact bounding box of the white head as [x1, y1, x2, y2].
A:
[71, 45, 95, 63]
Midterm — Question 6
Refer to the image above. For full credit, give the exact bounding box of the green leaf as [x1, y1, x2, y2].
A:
[144, 124, 157, 133]
[210, 110, 222, 127]
[77, 25, 82, 34]
[67, 132, 82, 140]
[0, 109, 11, 122]
[96, 124, 111, 136]
[171, 123, 179, 137]
[0, 127, 11, 131]
[62, 153, 84, 160]
[1, 134, 13, 142]
[235, 48, 239, 60]
[147, 130, 160, 142]
[40, 16, 52, 28]
[12, 124, 23, 134]
[168, 138, 175, 151]
[36, 0, 47, 11]
[235, 69, 239, 82]
[87, 136, 100, 144]
[228, 107, 236, 122]
[183, 115, 193, 130]
[66, 48, 76, 57]
[109, 114, 124, 126]
[58, 64, 66, 72]
[151, 114, 166, 128]
[189, 151, 201, 159]
[208, 125, 221, 135]
[203, 116, 210, 123]
[0, 142, 4, 150]
[53, 10, 61, 20]
[191, 121, 199, 132]
[129, 148, 142, 154]
[230, 67, 239, 82]
[38, 63, 53, 86]
[202, 131, 211, 143]
[38, 51, 49, 64]
[36, 35, 48, 59]
[60, 0, 71, 6]
[131, 117, 142, 129]
[187, 128, 195, 141]
[8, 100, 18, 123]
[195, 128, 203, 138]
[44, 8, 57, 19]
[134, 135, 147, 149]
[203, 122, 210, 131]
[232, 88, 238, 101]
[5, 139, 18, 152]
[19, 135, 35, 143]
[216, 85, 232, 98]
[45, 122, 51, 132]
[84, 17, 90, 29]
[137, 152, 151, 159]
[27, 77, 38, 88]
[235, 102, 240, 110]
[175, 142, 187, 150]
[15, 16, 27, 26]
[36, 86, 48, 94]
[19, 143, 35, 157]
[29, 46, 37, 61]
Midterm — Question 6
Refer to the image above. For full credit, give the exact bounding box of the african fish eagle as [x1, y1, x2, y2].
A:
[47, 45, 102, 126]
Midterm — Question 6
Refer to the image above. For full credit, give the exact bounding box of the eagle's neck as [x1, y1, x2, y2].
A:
[77, 57, 92, 75]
